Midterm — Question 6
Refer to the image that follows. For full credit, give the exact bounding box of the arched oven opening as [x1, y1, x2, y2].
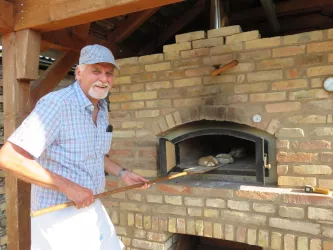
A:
[158, 121, 276, 185]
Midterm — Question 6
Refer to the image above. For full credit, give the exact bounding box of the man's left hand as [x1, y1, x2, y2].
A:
[122, 170, 150, 189]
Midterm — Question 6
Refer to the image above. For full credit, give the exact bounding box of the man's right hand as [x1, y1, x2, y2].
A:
[61, 181, 94, 209]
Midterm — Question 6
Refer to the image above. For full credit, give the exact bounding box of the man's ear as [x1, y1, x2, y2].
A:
[75, 66, 81, 81]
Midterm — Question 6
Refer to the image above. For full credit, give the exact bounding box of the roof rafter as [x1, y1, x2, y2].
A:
[231, 0, 333, 22]
[107, 7, 160, 43]
[31, 51, 79, 106]
[13, 0, 184, 32]
[41, 25, 132, 59]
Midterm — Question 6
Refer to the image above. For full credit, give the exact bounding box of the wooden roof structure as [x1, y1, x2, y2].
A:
[1, 0, 333, 249]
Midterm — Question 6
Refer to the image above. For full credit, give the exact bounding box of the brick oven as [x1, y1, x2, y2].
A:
[105, 26, 333, 250]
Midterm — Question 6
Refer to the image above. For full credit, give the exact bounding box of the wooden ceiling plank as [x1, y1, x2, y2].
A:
[0, 0, 13, 34]
[13, 0, 184, 32]
[231, 0, 333, 22]
[108, 7, 159, 43]
[140, 0, 206, 55]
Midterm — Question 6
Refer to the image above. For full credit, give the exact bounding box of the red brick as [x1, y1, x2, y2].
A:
[159, 217, 168, 232]
[139, 148, 157, 157]
[203, 54, 234, 65]
[277, 152, 318, 163]
[110, 93, 132, 102]
[307, 40, 333, 53]
[147, 232, 166, 242]
[286, 69, 301, 79]
[323, 241, 333, 250]
[272, 79, 307, 90]
[256, 58, 294, 70]
[320, 152, 333, 163]
[192, 187, 234, 198]
[185, 67, 214, 77]
[105, 179, 119, 189]
[307, 65, 333, 77]
[283, 193, 333, 206]
[272, 45, 305, 57]
[177, 218, 186, 234]
[265, 102, 301, 113]
[236, 227, 247, 243]
[204, 221, 213, 237]
[236, 190, 278, 201]
[238, 49, 271, 61]
[277, 165, 288, 175]
[158, 184, 191, 194]
[277, 140, 290, 149]
[292, 140, 331, 150]
[109, 149, 133, 157]
[295, 54, 324, 66]
[121, 102, 145, 110]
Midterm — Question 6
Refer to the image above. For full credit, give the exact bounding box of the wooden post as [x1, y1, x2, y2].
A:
[2, 29, 41, 250]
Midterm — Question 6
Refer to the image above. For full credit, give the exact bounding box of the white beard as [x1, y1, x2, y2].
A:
[88, 80, 110, 100]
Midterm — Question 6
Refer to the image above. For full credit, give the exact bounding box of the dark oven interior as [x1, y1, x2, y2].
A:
[158, 122, 275, 185]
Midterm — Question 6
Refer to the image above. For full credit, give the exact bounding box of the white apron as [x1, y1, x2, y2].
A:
[31, 199, 124, 250]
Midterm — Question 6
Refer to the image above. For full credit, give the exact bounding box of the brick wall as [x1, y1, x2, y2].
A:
[110, 26, 333, 189]
[107, 26, 333, 249]
[104, 179, 333, 250]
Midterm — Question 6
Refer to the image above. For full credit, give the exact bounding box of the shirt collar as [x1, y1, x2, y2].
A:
[73, 81, 108, 111]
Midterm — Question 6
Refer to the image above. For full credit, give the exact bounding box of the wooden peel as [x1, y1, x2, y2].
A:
[30, 165, 222, 217]
[211, 60, 238, 76]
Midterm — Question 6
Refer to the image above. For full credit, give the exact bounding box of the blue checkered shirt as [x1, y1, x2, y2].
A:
[8, 81, 112, 211]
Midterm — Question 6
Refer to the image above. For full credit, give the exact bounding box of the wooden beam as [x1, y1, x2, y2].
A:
[86, 35, 133, 59]
[140, 0, 205, 55]
[2, 30, 39, 250]
[0, 0, 13, 34]
[31, 51, 79, 106]
[41, 28, 86, 52]
[107, 7, 159, 43]
[72, 23, 91, 41]
[251, 13, 333, 37]
[13, 0, 184, 32]
[16, 29, 41, 80]
[41, 26, 132, 58]
[231, 0, 333, 22]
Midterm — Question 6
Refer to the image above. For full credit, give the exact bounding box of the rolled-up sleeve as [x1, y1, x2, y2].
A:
[8, 96, 61, 159]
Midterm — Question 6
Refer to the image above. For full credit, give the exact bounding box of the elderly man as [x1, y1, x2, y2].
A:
[0, 44, 148, 250]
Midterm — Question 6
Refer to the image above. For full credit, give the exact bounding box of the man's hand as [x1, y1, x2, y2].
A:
[61, 181, 94, 209]
[122, 171, 150, 189]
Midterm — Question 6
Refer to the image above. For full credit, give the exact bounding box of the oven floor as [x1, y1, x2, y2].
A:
[178, 156, 257, 172]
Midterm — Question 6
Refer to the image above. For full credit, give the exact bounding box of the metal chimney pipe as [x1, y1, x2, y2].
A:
[212, 0, 221, 29]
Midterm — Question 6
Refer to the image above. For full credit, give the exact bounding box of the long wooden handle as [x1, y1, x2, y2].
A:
[211, 60, 238, 76]
[313, 187, 330, 195]
[30, 172, 189, 217]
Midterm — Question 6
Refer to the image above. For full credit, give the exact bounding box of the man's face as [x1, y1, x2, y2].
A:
[75, 63, 115, 101]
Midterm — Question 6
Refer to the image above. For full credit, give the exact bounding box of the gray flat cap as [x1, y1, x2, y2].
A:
[79, 44, 120, 69]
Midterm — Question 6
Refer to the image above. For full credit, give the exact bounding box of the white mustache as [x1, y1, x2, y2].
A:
[92, 80, 110, 88]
